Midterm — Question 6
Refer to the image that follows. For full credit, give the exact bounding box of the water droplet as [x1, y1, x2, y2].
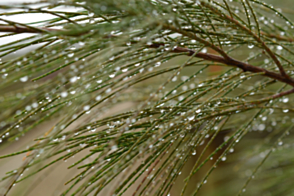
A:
[70, 76, 78, 83]
[61, 92, 68, 98]
[172, 76, 177, 82]
[283, 109, 289, 113]
[83, 105, 90, 111]
[196, 109, 201, 113]
[155, 62, 161, 67]
[95, 95, 101, 101]
[277, 45, 283, 50]
[248, 44, 254, 49]
[20, 76, 28, 82]
[282, 97, 289, 103]
[192, 150, 197, 155]
[122, 68, 128, 72]
[201, 48, 207, 53]
[32, 102, 38, 108]
[188, 115, 195, 121]
[258, 124, 265, 131]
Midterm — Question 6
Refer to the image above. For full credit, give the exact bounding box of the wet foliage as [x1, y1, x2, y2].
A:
[0, 0, 294, 195]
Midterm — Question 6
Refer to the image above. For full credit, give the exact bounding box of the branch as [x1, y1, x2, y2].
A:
[2, 23, 294, 87]
[148, 43, 294, 87]
[201, 1, 291, 79]
[0, 25, 60, 34]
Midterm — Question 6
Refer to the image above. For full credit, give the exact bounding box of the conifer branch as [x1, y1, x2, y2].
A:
[149, 41, 294, 87]
[201, 1, 291, 79]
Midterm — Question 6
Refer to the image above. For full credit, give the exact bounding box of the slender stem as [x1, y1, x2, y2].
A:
[0, 25, 59, 34]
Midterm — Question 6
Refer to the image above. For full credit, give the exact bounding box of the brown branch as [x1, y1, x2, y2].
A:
[148, 43, 294, 87]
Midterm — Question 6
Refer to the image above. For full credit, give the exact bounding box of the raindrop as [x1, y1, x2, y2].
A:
[95, 95, 101, 101]
[196, 109, 201, 113]
[201, 48, 207, 53]
[32, 102, 38, 108]
[155, 62, 161, 67]
[192, 150, 197, 155]
[122, 68, 128, 72]
[188, 115, 195, 121]
[283, 109, 289, 113]
[20, 76, 28, 82]
[282, 97, 289, 103]
[277, 45, 283, 50]
[70, 76, 78, 83]
[258, 124, 265, 131]
[83, 105, 90, 111]
[248, 44, 254, 49]
[61, 92, 68, 98]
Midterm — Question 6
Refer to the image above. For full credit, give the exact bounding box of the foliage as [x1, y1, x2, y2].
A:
[0, 0, 294, 195]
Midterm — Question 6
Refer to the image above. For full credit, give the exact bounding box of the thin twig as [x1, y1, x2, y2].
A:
[0, 25, 59, 34]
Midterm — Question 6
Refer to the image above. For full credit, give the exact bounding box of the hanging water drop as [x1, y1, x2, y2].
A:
[20, 76, 28, 82]
[61, 92, 68, 98]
